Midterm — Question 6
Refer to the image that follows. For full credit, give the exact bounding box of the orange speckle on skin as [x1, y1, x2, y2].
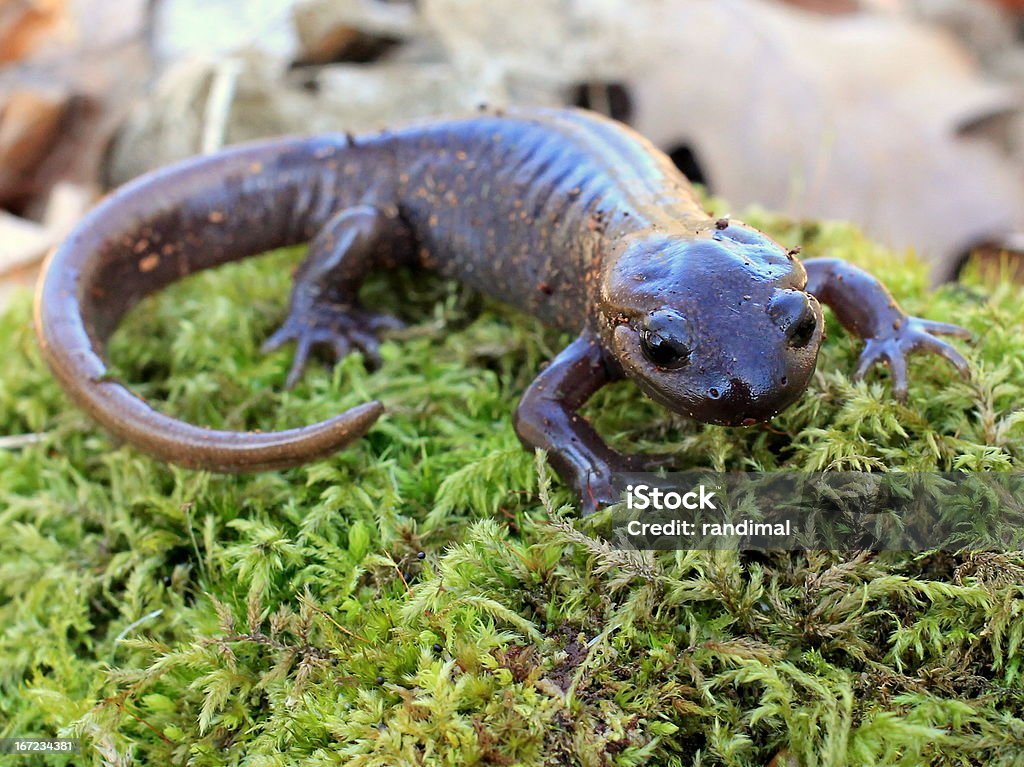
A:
[208, 211, 225, 223]
[139, 254, 160, 273]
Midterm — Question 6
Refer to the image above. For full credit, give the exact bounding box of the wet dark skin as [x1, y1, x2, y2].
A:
[35, 107, 970, 513]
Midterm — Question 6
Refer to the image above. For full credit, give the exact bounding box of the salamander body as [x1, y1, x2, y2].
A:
[35, 107, 970, 511]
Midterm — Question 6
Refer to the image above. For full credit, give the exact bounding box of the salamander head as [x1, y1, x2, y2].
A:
[602, 222, 824, 426]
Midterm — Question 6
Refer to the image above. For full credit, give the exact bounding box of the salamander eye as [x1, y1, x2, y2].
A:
[639, 329, 690, 369]
[790, 311, 817, 348]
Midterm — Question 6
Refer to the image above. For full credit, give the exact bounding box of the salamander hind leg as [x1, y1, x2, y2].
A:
[262, 204, 414, 388]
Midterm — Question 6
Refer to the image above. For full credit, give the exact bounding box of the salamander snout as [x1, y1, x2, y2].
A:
[608, 288, 824, 428]
[768, 289, 819, 348]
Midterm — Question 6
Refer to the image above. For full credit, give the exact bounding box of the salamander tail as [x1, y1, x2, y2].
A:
[33, 136, 384, 472]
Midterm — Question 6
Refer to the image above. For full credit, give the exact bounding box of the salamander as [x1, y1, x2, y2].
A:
[34, 107, 971, 513]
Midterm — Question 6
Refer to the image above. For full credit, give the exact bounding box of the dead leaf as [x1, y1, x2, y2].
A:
[778, 0, 860, 13]
[622, 1, 1024, 279]
[105, 54, 494, 185]
[292, 0, 419, 64]
[0, 0, 70, 64]
[0, 208, 51, 272]
[0, 87, 69, 205]
[0, 0, 151, 289]
[0, 180, 93, 276]
[151, 0, 298, 62]
[425, 0, 1024, 278]
[987, 0, 1024, 12]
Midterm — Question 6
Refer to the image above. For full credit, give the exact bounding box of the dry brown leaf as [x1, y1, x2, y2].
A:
[0, 86, 68, 204]
[0, 0, 150, 288]
[778, 0, 860, 13]
[292, 0, 419, 64]
[106, 53, 493, 185]
[0, 0, 71, 64]
[0, 180, 93, 276]
[0, 208, 50, 270]
[426, 0, 1024, 278]
[988, 0, 1024, 12]
[622, 1, 1024, 278]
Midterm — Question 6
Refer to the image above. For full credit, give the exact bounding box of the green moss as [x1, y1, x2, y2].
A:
[2, 207, 1024, 766]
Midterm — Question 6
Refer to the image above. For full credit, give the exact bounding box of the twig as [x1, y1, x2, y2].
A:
[201, 58, 242, 155]
[296, 593, 371, 644]
[382, 552, 412, 595]
[0, 433, 45, 449]
[114, 609, 164, 643]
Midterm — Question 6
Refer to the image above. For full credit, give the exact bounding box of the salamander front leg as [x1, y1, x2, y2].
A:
[803, 258, 971, 400]
[515, 333, 657, 515]
[262, 204, 414, 388]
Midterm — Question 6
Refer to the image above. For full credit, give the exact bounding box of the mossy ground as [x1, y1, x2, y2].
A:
[2, 206, 1024, 766]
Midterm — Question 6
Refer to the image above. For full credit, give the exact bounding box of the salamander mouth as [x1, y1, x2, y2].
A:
[695, 382, 806, 426]
[610, 323, 820, 424]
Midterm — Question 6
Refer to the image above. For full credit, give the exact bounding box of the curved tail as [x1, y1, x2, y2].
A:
[34, 136, 385, 472]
